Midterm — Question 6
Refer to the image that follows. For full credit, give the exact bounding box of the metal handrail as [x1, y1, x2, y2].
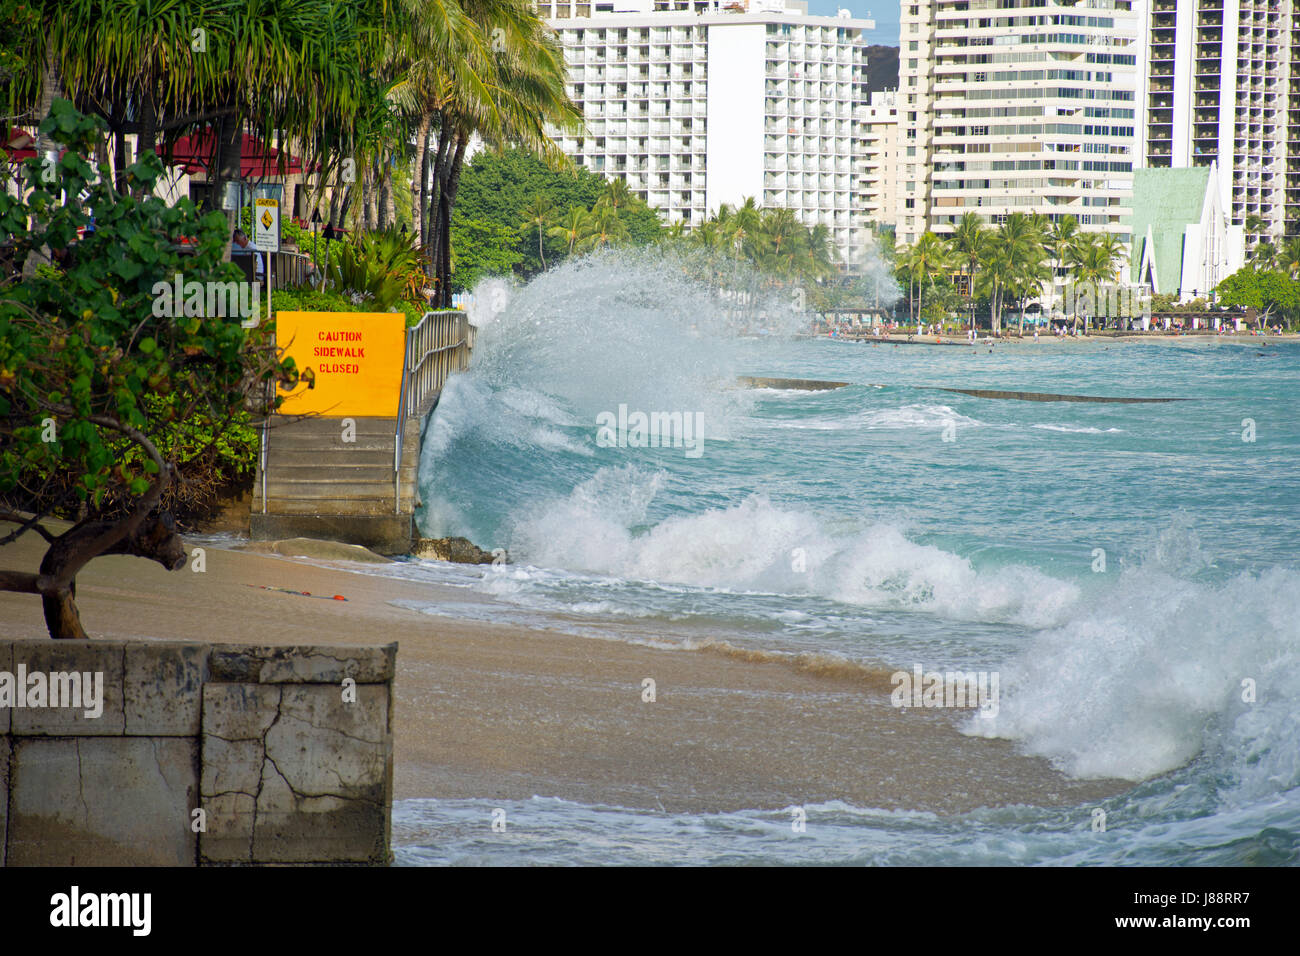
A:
[393, 309, 473, 513]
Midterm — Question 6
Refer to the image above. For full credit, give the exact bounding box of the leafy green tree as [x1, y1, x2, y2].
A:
[449, 218, 523, 291]
[0, 102, 297, 638]
[1216, 267, 1300, 328]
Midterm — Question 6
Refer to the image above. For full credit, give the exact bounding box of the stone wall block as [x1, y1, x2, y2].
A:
[253, 684, 391, 863]
[7, 737, 198, 866]
[125, 641, 210, 736]
[9, 640, 126, 735]
[209, 643, 396, 684]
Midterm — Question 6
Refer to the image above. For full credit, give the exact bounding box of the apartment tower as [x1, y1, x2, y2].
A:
[896, 0, 1140, 247]
[1137, 0, 1298, 253]
[536, 0, 876, 268]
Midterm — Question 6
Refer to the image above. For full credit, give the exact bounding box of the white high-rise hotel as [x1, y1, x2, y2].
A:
[897, 0, 1141, 247]
[1135, 0, 1298, 248]
[536, 1, 876, 267]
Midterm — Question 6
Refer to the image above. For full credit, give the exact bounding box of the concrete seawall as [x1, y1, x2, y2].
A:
[0, 639, 395, 866]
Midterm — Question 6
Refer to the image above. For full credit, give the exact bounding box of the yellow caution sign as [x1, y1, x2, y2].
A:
[253, 197, 280, 252]
[275, 312, 406, 417]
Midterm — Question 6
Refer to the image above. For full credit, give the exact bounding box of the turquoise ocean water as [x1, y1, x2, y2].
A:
[392, 254, 1300, 865]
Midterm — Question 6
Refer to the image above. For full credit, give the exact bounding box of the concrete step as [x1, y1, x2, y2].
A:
[265, 464, 397, 482]
[268, 416, 400, 437]
[263, 449, 397, 467]
[261, 477, 400, 494]
[261, 462, 416, 482]
[253, 497, 410, 516]
[269, 442, 400, 456]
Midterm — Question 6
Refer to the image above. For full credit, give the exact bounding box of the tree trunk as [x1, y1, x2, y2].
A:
[136, 93, 158, 171]
[426, 120, 454, 287]
[211, 109, 244, 262]
[440, 134, 468, 307]
[22, 47, 63, 278]
[412, 113, 430, 243]
[113, 122, 129, 194]
[328, 183, 341, 227]
[33, 513, 187, 639]
[380, 159, 395, 230]
[362, 163, 375, 231]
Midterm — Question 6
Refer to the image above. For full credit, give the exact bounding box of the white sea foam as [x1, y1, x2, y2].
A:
[967, 522, 1300, 785]
[1031, 423, 1124, 434]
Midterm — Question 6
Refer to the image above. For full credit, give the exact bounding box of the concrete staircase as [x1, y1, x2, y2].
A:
[248, 309, 471, 555]
[250, 414, 421, 553]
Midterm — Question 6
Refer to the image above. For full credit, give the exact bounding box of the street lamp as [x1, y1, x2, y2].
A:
[310, 209, 322, 287]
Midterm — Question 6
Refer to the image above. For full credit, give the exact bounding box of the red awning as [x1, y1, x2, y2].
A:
[2, 127, 37, 162]
[166, 129, 304, 179]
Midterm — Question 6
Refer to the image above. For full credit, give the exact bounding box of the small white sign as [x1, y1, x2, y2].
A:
[253, 197, 280, 252]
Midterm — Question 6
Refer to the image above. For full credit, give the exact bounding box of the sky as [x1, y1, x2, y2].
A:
[806, 0, 900, 45]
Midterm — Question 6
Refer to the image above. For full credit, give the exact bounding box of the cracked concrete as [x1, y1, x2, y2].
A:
[3, 640, 394, 866]
[7, 736, 197, 866]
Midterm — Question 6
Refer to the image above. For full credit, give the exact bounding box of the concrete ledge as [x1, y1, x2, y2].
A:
[2, 640, 396, 866]
[125, 641, 209, 736]
[199, 681, 391, 864]
[209, 644, 396, 684]
[8, 640, 126, 735]
[249, 513, 412, 555]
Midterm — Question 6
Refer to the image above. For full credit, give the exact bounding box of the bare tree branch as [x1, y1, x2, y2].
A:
[0, 510, 58, 544]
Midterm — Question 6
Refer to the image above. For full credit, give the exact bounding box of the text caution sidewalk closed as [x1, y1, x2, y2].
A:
[276, 311, 405, 417]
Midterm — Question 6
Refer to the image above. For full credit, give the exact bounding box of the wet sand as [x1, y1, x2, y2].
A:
[0, 529, 1124, 815]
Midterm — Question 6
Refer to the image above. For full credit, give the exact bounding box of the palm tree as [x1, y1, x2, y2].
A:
[547, 207, 591, 256]
[1278, 236, 1300, 278]
[1066, 235, 1122, 332]
[576, 203, 629, 252]
[519, 194, 554, 270]
[988, 214, 1045, 335]
[806, 222, 837, 280]
[977, 246, 1015, 335]
[598, 176, 633, 216]
[949, 211, 988, 332]
[1047, 215, 1080, 323]
[910, 231, 951, 328]
[758, 207, 804, 276]
[719, 196, 762, 261]
[1251, 240, 1278, 271]
[398, 0, 581, 304]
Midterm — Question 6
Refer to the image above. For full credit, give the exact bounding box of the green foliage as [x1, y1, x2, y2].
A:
[450, 148, 665, 289]
[1216, 267, 1300, 325]
[0, 100, 296, 518]
[325, 227, 427, 310]
[273, 285, 427, 327]
[450, 219, 524, 292]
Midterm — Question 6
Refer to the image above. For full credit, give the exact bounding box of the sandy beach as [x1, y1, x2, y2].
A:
[1, 528, 1122, 816]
